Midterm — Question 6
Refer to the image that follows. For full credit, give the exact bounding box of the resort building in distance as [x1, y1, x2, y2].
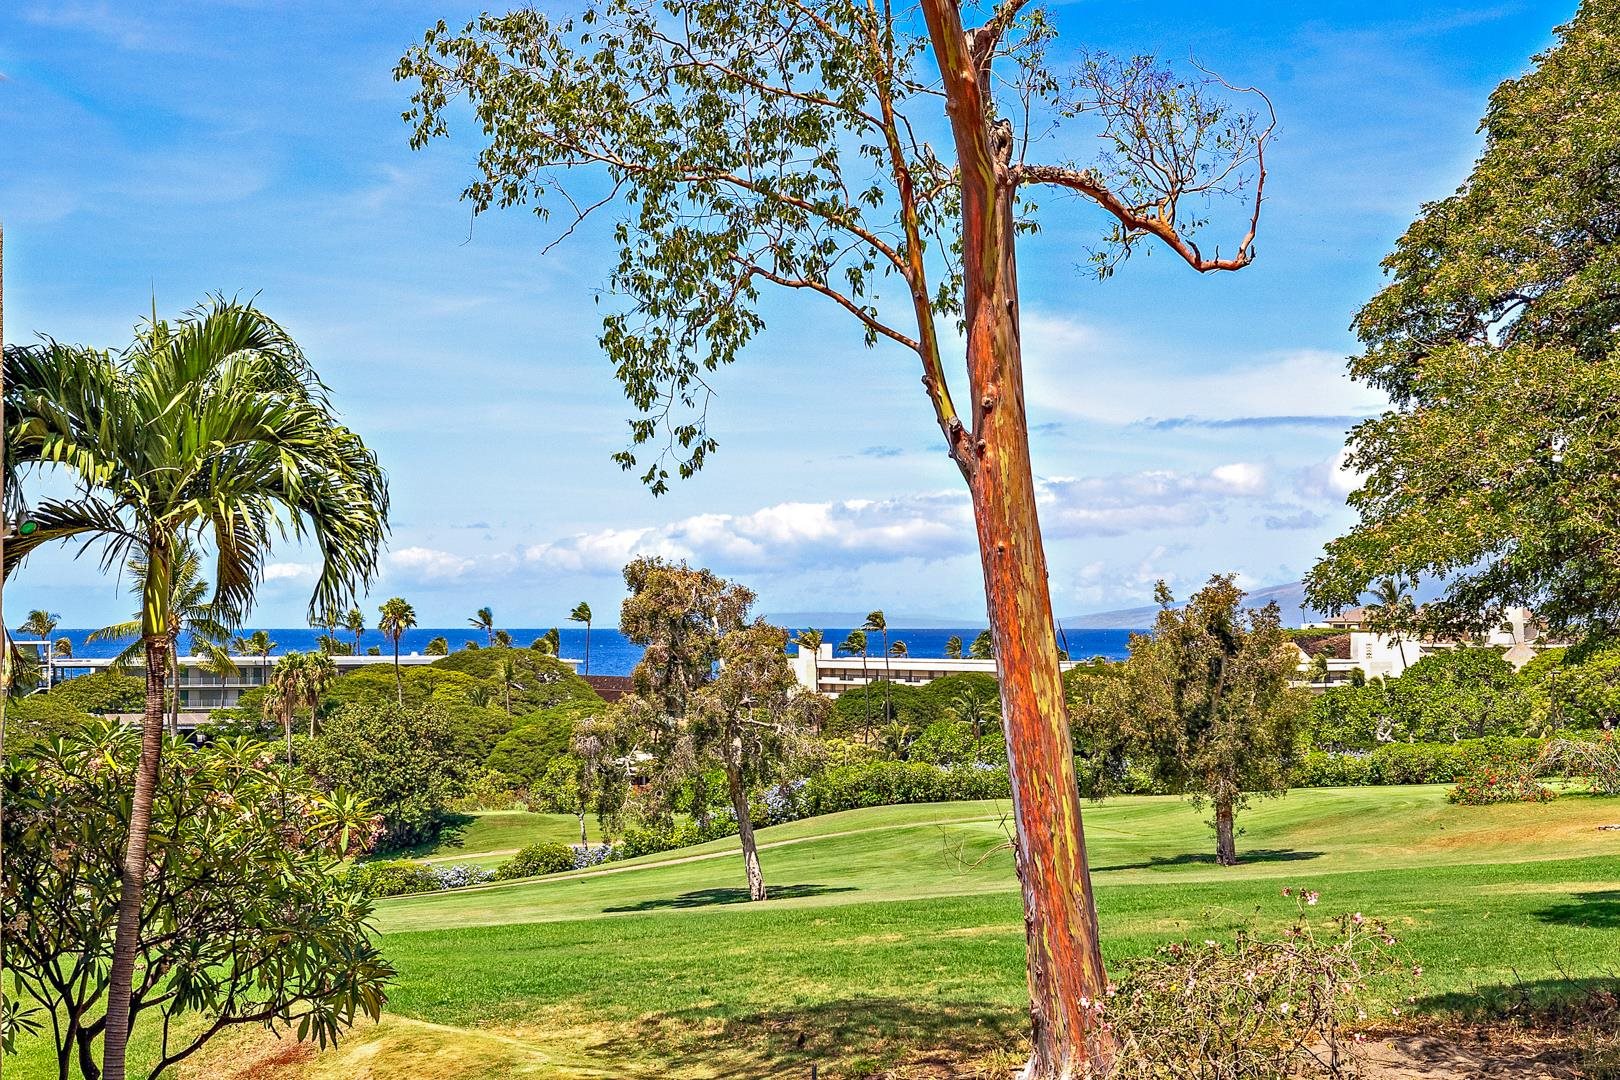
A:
[1292, 605, 1549, 686]
[791, 642, 1081, 698]
[35, 651, 582, 725]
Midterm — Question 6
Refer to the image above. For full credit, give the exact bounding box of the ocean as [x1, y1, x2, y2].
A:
[43, 626, 1143, 678]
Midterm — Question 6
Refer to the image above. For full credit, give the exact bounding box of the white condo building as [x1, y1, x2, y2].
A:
[1293, 605, 1548, 685]
[791, 642, 1080, 697]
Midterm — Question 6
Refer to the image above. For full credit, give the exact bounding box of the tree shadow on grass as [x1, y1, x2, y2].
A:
[1407, 975, 1620, 1026]
[602, 883, 857, 912]
[1095, 848, 1324, 873]
[1535, 890, 1620, 930]
[594, 997, 1025, 1079]
[367, 812, 478, 860]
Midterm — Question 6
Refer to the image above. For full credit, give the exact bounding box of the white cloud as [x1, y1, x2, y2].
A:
[1019, 312, 1388, 425]
[529, 464, 1279, 575]
[262, 562, 317, 582]
[1294, 447, 1367, 501]
[388, 546, 478, 582]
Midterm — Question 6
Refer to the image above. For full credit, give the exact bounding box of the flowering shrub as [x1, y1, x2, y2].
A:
[433, 863, 496, 889]
[1449, 738, 1557, 803]
[495, 841, 576, 879]
[571, 843, 617, 870]
[1108, 891, 1407, 1079]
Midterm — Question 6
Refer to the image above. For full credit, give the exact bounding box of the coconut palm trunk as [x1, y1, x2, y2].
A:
[392, 634, 402, 702]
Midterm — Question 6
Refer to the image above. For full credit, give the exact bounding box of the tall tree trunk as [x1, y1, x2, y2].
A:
[168, 652, 179, 737]
[1215, 798, 1237, 867]
[584, 621, 591, 675]
[284, 715, 294, 770]
[919, 6, 1111, 1074]
[393, 638, 402, 704]
[101, 635, 169, 1080]
[578, 810, 588, 846]
[723, 740, 766, 902]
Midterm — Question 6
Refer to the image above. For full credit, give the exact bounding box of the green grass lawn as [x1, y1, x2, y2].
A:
[10, 786, 1619, 1079]
[386, 809, 607, 868]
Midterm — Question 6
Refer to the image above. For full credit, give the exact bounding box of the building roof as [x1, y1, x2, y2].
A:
[1325, 607, 1368, 626]
[584, 674, 635, 702]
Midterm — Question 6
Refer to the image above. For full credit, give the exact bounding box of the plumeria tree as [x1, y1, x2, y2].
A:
[398, 3, 1270, 1071]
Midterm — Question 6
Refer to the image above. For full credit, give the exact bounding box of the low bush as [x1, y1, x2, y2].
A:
[495, 841, 577, 880]
[1109, 891, 1407, 1079]
[1540, 731, 1620, 794]
[800, 760, 1010, 816]
[1450, 738, 1556, 804]
[1295, 751, 1372, 788]
[1293, 738, 1547, 789]
[341, 859, 441, 898]
[617, 816, 737, 860]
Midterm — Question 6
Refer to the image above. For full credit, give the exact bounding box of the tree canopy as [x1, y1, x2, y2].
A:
[1308, 1, 1620, 636]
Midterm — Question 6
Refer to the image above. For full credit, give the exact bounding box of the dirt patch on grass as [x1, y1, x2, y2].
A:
[1357, 1028, 1590, 1078]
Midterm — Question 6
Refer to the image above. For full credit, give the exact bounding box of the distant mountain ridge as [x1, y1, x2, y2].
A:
[1063, 581, 1327, 629]
[761, 611, 982, 630]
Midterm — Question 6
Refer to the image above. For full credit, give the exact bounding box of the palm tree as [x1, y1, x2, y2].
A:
[569, 601, 593, 674]
[232, 628, 279, 693]
[267, 651, 308, 766]
[17, 608, 58, 640]
[1365, 576, 1416, 669]
[310, 606, 344, 654]
[792, 627, 823, 655]
[91, 541, 240, 736]
[344, 605, 367, 655]
[970, 630, 995, 660]
[1307, 651, 1330, 689]
[863, 610, 892, 721]
[493, 628, 513, 649]
[469, 605, 495, 647]
[424, 635, 449, 656]
[532, 626, 561, 656]
[944, 634, 963, 660]
[889, 640, 908, 658]
[303, 650, 336, 736]
[52, 636, 72, 657]
[839, 629, 870, 739]
[379, 597, 417, 702]
[498, 652, 517, 715]
[3, 298, 388, 1079]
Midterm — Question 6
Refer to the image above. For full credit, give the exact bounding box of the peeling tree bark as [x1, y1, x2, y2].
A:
[915, 5, 1112, 1076]
[724, 738, 767, 901]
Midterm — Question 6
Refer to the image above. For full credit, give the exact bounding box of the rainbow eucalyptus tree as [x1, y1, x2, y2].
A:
[3, 299, 389, 1080]
[398, 5, 1269, 1073]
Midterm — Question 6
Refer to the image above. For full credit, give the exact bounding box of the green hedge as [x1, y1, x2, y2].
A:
[494, 841, 575, 879]
[338, 859, 440, 898]
[1293, 738, 1545, 788]
[801, 761, 1010, 815]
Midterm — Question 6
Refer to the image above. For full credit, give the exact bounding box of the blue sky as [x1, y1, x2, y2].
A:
[0, 0, 1575, 628]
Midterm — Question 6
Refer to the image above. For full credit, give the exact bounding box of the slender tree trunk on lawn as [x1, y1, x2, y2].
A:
[102, 634, 170, 1079]
[1215, 799, 1237, 867]
[723, 738, 765, 902]
[393, 637, 402, 704]
[579, 811, 588, 847]
[918, 4, 1111, 1074]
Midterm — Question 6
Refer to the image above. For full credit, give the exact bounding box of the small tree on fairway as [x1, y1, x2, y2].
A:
[398, 3, 1271, 1069]
[1093, 576, 1307, 866]
[378, 597, 416, 703]
[569, 601, 593, 674]
[687, 621, 826, 899]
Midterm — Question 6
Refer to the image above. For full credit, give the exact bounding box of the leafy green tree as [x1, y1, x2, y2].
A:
[534, 714, 628, 844]
[378, 597, 417, 703]
[232, 629, 278, 669]
[1309, 3, 1620, 638]
[944, 634, 964, 660]
[2, 722, 390, 1080]
[424, 635, 449, 656]
[485, 699, 603, 786]
[469, 605, 495, 647]
[4, 298, 387, 1078]
[398, 2, 1271, 1067]
[493, 628, 513, 649]
[1395, 648, 1526, 741]
[52, 637, 72, 658]
[684, 621, 825, 898]
[889, 639, 908, 658]
[4, 694, 96, 751]
[1090, 577, 1308, 865]
[48, 671, 144, 715]
[303, 700, 472, 850]
[829, 681, 942, 744]
[569, 601, 594, 674]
